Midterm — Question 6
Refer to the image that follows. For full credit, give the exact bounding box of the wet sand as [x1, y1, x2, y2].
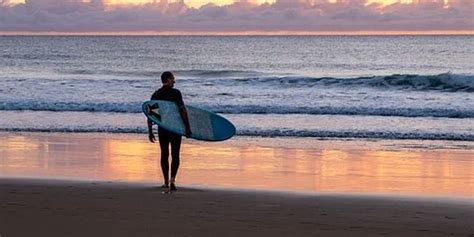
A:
[0, 132, 473, 196]
[1, 177, 473, 237]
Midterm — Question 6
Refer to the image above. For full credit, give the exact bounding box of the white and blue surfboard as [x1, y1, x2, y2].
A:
[143, 100, 236, 141]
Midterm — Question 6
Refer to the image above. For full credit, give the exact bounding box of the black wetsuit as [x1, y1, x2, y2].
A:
[151, 87, 185, 182]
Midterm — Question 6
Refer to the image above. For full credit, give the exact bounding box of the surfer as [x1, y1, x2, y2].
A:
[147, 71, 192, 191]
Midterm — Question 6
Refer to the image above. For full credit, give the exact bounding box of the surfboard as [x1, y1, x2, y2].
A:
[142, 100, 236, 141]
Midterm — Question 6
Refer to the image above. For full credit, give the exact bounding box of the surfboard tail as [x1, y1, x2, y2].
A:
[147, 104, 161, 121]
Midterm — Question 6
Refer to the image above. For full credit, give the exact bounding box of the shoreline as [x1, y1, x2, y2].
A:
[2, 130, 474, 150]
[1, 177, 473, 237]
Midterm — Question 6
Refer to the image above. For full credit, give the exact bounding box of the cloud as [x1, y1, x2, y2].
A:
[0, 0, 472, 33]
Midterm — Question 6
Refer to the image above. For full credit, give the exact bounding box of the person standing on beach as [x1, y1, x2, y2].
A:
[147, 71, 192, 191]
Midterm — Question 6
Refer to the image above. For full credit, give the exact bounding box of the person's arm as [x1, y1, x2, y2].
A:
[147, 118, 156, 143]
[176, 90, 191, 138]
[179, 106, 192, 138]
[148, 92, 157, 143]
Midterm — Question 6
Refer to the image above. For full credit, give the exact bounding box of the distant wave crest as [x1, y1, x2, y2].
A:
[230, 73, 474, 92]
[365, 73, 474, 92]
[10, 70, 474, 92]
[61, 69, 474, 92]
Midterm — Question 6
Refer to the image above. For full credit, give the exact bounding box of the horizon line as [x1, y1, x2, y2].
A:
[1, 30, 473, 36]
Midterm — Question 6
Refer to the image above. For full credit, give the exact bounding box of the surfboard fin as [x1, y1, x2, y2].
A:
[147, 104, 161, 121]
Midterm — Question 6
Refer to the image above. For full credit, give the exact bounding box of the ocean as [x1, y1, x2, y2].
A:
[0, 35, 473, 141]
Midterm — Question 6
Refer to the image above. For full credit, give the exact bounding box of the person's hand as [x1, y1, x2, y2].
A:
[185, 128, 192, 138]
[148, 132, 156, 143]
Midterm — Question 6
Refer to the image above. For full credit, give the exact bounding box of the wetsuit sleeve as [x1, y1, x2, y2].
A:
[150, 91, 157, 100]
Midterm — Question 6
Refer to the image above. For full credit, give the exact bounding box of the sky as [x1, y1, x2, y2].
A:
[0, 0, 472, 34]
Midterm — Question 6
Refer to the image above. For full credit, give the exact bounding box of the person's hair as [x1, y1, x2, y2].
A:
[161, 71, 174, 83]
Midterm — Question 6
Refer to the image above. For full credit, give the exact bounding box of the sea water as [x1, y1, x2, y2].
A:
[0, 36, 473, 141]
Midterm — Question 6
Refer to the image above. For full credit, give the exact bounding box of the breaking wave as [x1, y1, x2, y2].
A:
[1, 101, 473, 118]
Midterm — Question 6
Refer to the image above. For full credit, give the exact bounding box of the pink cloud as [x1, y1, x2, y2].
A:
[0, 0, 472, 33]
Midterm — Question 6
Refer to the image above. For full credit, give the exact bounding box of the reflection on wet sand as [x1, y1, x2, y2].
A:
[0, 132, 473, 197]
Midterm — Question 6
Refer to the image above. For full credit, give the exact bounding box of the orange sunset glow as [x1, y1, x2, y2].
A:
[6, 0, 450, 8]
[1, 0, 471, 35]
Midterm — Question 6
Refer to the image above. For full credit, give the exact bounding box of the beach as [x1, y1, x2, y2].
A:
[0, 35, 473, 236]
[1, 132, 473, 236]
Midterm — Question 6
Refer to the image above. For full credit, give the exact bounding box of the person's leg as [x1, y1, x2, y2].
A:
[158, 130, 170, 187]
[169, 134, 182, 190]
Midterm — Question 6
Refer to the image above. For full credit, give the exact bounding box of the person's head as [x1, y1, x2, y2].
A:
[161, 71, 175, 88]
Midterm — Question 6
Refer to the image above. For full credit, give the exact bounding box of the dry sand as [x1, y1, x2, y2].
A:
[1, 177, 473, 237]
